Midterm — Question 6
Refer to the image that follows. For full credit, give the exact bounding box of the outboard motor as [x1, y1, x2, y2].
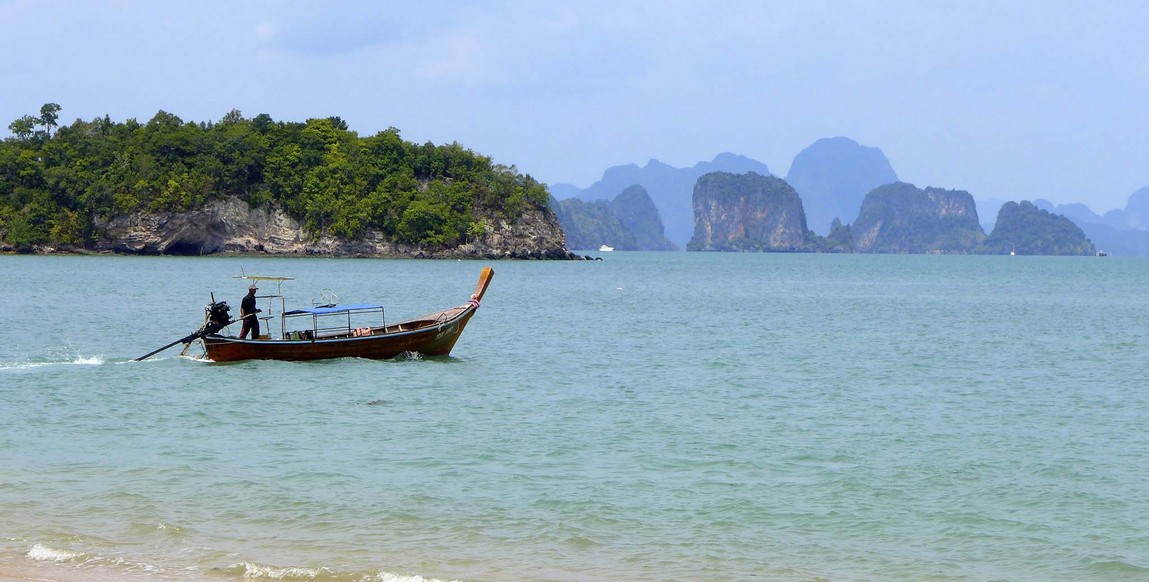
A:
[199, 300, 232, 335]
[134, 299, 233, 362]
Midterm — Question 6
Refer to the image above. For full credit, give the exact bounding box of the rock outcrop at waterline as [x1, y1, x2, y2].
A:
[687, 172, 810, 251]
[85, 196, 579, 259]
[983, 200, 1095, 256]
[852, 182, 985, 253]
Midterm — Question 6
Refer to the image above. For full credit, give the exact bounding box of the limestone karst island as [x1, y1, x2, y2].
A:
[2, 107, 1109, 257]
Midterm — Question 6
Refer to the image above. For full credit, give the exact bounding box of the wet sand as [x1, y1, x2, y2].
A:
[0, 566, 67, 581]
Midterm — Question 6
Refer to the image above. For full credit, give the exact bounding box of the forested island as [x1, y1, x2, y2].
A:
[1, 104, 575, 258]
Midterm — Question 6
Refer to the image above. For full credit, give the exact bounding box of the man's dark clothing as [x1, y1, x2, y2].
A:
[240, 292, 260, 339]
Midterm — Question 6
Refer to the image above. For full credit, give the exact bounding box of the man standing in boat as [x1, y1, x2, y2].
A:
[239, 284, 262, 339]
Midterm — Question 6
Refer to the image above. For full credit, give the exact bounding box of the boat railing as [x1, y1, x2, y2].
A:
[282, 304, 386, 339]
[260, 294, 286, 339]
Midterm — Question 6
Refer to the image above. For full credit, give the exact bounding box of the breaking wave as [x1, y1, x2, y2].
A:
[227, 562, 464, 581]
[26, 543, 83, 562]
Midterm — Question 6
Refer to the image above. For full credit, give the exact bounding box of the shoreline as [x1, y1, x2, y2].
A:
[0, 248, 586, 260]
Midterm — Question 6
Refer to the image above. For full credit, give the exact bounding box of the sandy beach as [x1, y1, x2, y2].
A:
[0, 573, 44, 581]
[0, 564, 75, 582]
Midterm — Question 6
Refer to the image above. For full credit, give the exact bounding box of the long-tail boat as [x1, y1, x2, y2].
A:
[137, 267, 493, 363]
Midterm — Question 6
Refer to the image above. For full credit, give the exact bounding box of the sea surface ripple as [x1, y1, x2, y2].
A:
[2, 253, 1148, 581]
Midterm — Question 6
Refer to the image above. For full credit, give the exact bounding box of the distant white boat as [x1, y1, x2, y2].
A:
[599, 245, 614, 252]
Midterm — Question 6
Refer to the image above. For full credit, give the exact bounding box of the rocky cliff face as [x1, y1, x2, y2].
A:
[852, 183, 985, 253]
[687, 172, 809, 252]
[91, 196, 577, 259]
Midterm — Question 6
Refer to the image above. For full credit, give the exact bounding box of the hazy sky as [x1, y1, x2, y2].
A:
[3, 0, 1146, 211]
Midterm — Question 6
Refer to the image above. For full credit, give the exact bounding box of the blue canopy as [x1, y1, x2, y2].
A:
[284, 303, 383, 316]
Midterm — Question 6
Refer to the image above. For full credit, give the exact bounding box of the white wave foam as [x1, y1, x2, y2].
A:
[374, 572, 463, 582]
[231, 563, 462, 582]
[155, 521, 187, 534]
[26, 543, 166, 576]
[26, 543, 82, 562]
[234, 562, 327, 579]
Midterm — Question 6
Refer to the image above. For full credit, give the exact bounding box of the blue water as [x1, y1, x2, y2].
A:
[2, 253, 1148, 581]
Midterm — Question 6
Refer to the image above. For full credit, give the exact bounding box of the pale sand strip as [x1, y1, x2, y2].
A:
[0, 567, 63, 581]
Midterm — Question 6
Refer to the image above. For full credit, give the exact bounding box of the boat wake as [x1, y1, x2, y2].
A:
[0, 354, 105, 371]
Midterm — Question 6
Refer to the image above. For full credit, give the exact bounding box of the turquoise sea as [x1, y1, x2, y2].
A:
[1, 253, 1148, 581]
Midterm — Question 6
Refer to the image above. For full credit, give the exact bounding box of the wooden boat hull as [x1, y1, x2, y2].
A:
[201, 304, 477, 362]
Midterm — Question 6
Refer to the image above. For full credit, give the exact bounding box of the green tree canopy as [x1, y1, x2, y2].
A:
[1, 105, 553, 250]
